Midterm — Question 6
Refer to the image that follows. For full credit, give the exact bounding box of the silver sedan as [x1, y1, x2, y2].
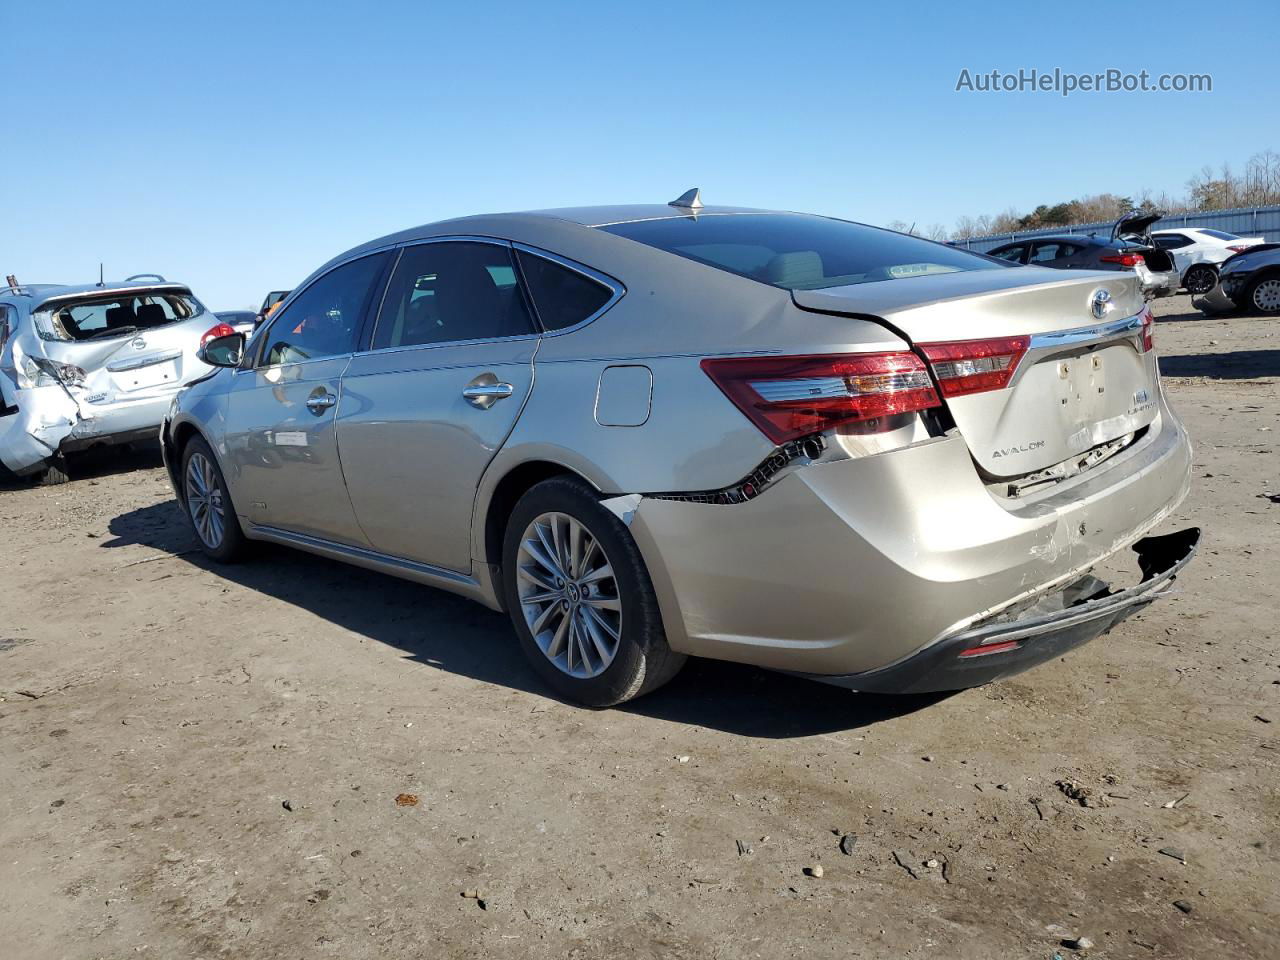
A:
[162, 193, 1198, 705]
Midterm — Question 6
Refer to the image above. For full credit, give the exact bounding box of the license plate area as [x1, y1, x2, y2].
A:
[111, 357, 180, 393]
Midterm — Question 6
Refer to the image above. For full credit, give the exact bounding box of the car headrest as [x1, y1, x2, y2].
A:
[105, 304, 136, 328]
[136, 303, 166, 326]
[763, 251, 824, 287]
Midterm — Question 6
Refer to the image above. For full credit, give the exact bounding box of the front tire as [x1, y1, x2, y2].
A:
[180, 436, 247, 562]
[1183, 264, 1217, 296]
[1245, 274, 1280, 315]
[501, 477, 685, 707]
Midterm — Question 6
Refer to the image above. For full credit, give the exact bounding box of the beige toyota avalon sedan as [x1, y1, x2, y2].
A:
[162, 192, 1198, 706]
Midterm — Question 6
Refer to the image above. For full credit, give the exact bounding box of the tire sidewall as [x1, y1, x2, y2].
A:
[501, 478, 662, 707]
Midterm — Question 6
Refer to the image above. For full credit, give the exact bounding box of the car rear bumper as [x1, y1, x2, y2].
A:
[0, 384, 172, 474]
[628, 403, 1193, 682]
[794, 526, 1199, 693]
[1135, 263, 1179, 298]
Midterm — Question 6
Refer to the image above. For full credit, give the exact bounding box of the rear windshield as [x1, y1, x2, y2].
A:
[598, 213, 1006, 290]
[1199, 229, 1240, 241]
[50, 291, 205, 342]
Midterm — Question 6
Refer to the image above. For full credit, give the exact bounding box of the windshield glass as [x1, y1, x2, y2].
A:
[598, 213, 1007, 290]
[52, 291, 205, 341]
[1199, 229, 1240, 241]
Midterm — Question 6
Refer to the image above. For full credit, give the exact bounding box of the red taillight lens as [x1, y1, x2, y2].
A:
[200, 322, 238, 347]
[1227, 244, 1251, 253]
[1100, 253, 1145, 267]
[1140, 306, 1154, 352]
[918, 336, 1029, 397]
[700, 352, 941, 444]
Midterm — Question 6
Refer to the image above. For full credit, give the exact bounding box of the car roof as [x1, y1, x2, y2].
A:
[1, 280, 191, 304]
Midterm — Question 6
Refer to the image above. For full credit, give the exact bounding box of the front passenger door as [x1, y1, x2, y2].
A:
[222, 251, 390, 545]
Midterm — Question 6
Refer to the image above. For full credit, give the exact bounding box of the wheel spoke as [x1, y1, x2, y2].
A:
[529, 598, 561, 636]
[523, 536, 564, 582]
[583, 594, 621, 612]
[579, 562, 613, 585]
[580, 607, 614, 664]
[545, 610, 570, 659]
[583, 603, 620, 642]
[517, 564, 559, 592]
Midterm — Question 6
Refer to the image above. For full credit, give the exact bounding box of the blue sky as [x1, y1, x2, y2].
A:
[3, 0, 1277, 309]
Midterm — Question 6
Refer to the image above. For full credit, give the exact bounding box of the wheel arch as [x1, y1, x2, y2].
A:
[475, 457, 603, 570]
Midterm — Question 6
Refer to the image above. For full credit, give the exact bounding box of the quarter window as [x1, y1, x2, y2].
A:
[991, 244, 1026, 262]
[372, 242, 536, 349]
[516, 250, 615, 331]
[261, 253, 388, 366]
[1154, 233, 1193, 249]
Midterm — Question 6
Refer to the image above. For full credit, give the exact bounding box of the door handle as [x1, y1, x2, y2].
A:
[306, 391, 337, 414]
[462, 382, 514, 409]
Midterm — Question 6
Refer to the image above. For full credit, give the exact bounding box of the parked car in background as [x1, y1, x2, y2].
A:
[214, 310, 259, 336]
[0, 275, 219, 484]
[1217, 243, 1280, 314]
[1151, 227, 1266, 295]
[163, 195, 1197, 707]
[986, 211, 1179, 299]
[256, 290, 291, 326]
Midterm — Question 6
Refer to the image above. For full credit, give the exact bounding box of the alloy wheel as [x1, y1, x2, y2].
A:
[185, 452, 226, 549]
[1184, 267, 1216, 295]
[1252, 278, 1280, 313]
[516, 511, 622, 679]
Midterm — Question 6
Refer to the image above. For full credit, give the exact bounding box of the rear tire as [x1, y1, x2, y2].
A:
[180, 436, 247, 562]
[1183, 264, 1217, 296]
[35, 455, 71, 486]
[1244, 274, 1280, 315]
[501, 476, 685, 707]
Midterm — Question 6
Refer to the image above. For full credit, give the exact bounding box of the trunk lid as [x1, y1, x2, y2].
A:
[1110, 210, 1164, 243]
[792, 269, 1158, 477]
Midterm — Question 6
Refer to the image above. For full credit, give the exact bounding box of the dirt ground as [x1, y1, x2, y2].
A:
[1, 294, 1277, 960]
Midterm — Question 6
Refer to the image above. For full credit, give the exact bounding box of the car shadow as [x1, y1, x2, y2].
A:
[1159, 349, 1280, 380]
[104, 500, 947, 738]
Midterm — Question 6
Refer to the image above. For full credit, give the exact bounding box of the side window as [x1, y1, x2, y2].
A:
[1028, 242, 1069, 263]
[1155, 233, 1192, 249]
[261, 253, 388, 366]
[0, 304, 13, 353]
[991, 244, 1025, 262]
[516, 250, 615, 331]
[372, 242, 536, 349]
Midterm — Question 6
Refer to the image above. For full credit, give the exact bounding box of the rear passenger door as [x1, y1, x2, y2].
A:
[337, 240, 541, 573]
[1027, 240, 1076, 268]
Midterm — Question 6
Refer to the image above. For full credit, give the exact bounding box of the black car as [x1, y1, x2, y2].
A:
[1218, 243, 1280, 314]
[986, 212, 1178, 299]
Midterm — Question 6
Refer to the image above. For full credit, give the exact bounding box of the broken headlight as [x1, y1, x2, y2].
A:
[19, 355, 87, 389]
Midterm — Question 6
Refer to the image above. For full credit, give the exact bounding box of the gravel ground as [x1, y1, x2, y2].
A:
[1, 295, 1277, 959]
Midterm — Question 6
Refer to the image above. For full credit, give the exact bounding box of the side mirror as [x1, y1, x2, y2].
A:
[199, 332, 245, 368]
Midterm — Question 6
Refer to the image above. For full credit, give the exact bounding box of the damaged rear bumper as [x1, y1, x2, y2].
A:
[795, 527, 1200, 693]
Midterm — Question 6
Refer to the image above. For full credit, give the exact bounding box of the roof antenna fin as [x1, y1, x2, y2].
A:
[669, 187, 703, 210]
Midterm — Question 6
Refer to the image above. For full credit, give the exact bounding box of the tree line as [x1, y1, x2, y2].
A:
[889, 150, 1280, 242]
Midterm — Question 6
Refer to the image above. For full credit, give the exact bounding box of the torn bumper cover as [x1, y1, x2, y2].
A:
[798, 527, 1200, 694]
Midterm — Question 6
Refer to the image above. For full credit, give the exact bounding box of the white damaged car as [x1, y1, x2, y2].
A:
[0, 275, 226, 484]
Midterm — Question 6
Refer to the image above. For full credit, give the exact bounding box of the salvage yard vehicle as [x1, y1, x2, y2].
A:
[1, 276, 220, 484]
[162, 192, 1199, 706]
[986, 211, 1180, 300]
[1217, 243, 1280, 314]
[1152, 227, 1266, 295]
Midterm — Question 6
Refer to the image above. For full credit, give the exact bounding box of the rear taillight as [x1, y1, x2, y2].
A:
[1227, 244, 1252, 253]
[1100, 253, 1145, 267]
[200, 322, 238, 347]
[700, 352, 940, 444]
[918, 336, 1029, 397]
[1140, 305, 1154, 352]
